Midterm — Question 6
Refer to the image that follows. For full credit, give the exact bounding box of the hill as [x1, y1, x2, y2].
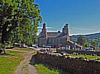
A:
[70, 33, 100, 43]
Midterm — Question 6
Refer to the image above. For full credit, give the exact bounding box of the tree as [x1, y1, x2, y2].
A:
[84, 42, 89, 47]
[90, 40, 97, 49]
[0, 0, 41, 53]
[0, 1, 18, 53]
[77, 35, 86, 47]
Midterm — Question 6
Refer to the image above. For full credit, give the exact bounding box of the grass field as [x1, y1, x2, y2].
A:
[35, 64, 68, 74]
[35, 64, 61, 74]
[0, 50, 24, 74]
[12, 47, 33, 51]
[66, 53, 100, 59]
[0, 47, 34, 74]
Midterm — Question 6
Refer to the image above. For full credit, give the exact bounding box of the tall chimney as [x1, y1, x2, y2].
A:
[41, 23, 47, 38]
[62, 24, 70, 40]
[62, 24, 69, 35]
[43, 23, 46, 29]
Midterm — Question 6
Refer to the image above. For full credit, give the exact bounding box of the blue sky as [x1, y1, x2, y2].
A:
[35, 0, 100, 35]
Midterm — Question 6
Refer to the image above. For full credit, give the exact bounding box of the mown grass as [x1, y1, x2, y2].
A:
[35, 64, 61, 74]
[0, 50, 24, 74]
[13, 47, 33, 51]
[66, 53, 100, 59]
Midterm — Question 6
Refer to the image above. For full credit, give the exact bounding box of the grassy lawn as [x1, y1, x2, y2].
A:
[66, 53, 100, 59]
[35, 64, 61, 74]
[12, 47, 33, 51]
[0, 48, 28, 74]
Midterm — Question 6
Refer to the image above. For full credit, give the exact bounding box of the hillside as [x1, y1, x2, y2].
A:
[70, 33, 100, 43]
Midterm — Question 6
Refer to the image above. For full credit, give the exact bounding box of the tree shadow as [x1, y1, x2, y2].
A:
[0, 53, 15, 56]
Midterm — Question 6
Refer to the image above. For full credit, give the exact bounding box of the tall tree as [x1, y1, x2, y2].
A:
[0, 0, 41, 53]
[0, 1, 18, 53]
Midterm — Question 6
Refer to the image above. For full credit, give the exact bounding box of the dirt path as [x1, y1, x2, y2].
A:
[13, 50, 38, 74]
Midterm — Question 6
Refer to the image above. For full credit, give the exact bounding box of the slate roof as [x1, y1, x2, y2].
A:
[47, 32, 61, 37]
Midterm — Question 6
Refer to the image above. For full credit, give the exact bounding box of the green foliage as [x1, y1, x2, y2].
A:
[90, 40, 97, 47]
[77, 35, 87, 46]
[0, 1, 17, 43]
[84, 42, 89, 47]
[0, 0, 42, 46]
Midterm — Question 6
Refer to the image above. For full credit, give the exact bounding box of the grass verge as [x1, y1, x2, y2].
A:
[35, 64, 66, 74]
[66, 53, 100, 59]
[12, 47, 33, 51]
[0, 50, 24, 74]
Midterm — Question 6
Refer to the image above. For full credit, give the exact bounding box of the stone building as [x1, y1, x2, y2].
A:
[38, 23, 82, 49]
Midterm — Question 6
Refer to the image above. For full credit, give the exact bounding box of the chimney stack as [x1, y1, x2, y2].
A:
[62, 24, 69, 35]
[41, 23, 47, 38]
[62, 24, 70, 40]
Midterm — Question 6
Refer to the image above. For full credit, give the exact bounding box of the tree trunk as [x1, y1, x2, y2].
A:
[1, 31, 7, 54]
[3, 47, 6, 54]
